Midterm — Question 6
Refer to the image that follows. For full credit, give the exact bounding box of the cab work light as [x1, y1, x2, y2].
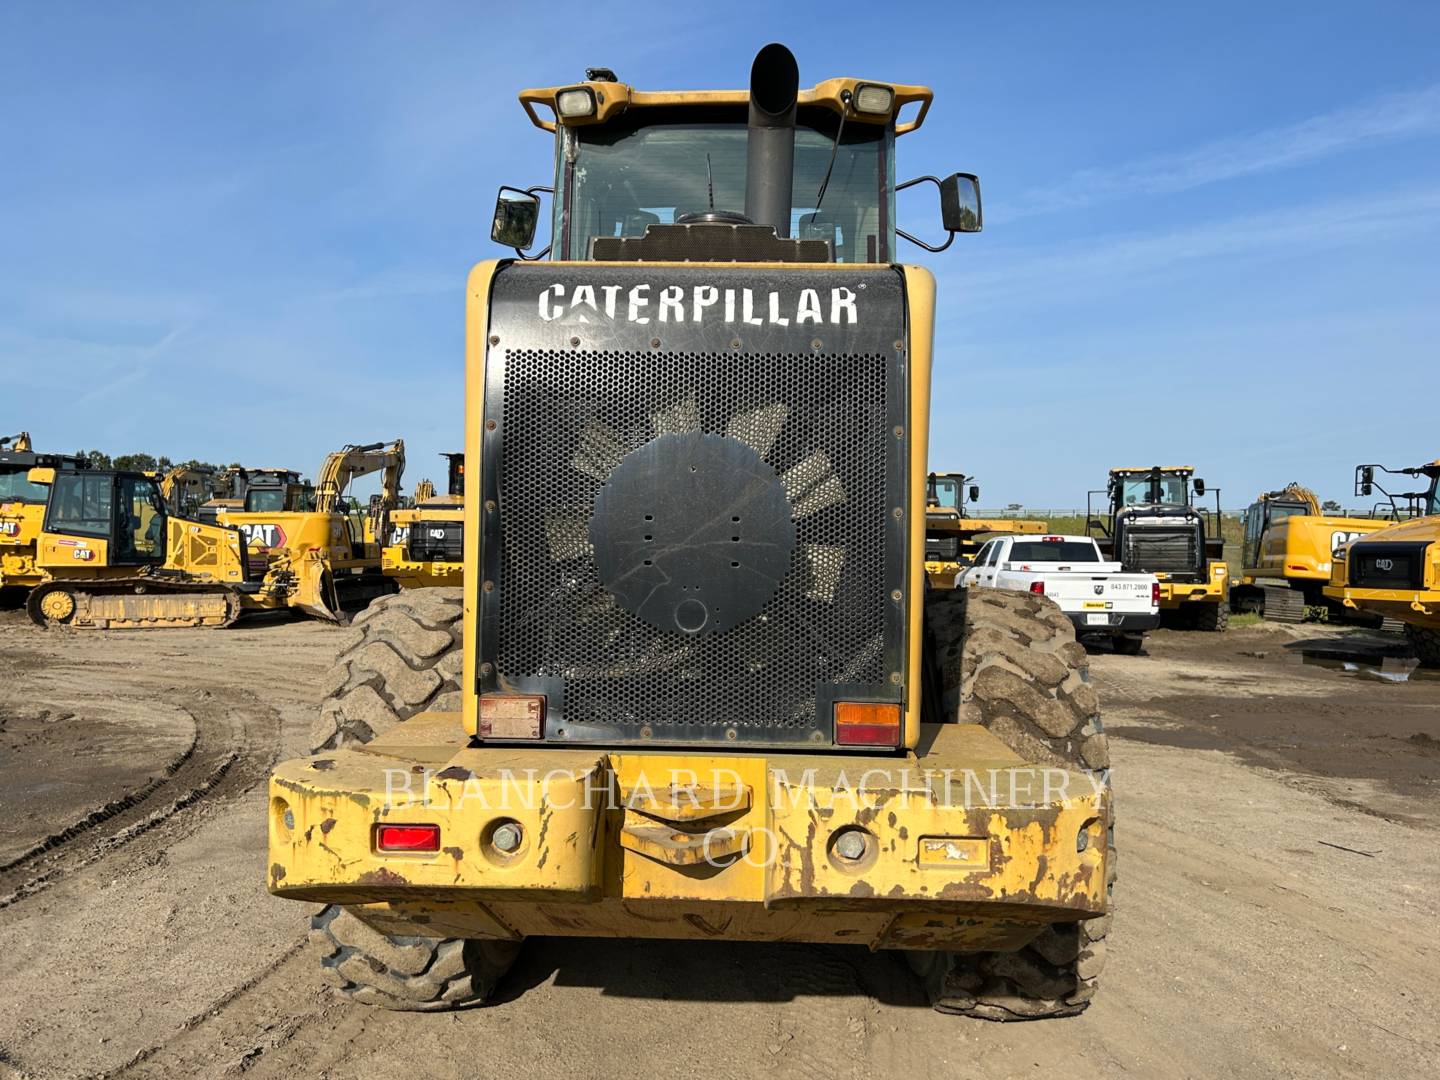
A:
[556, 87, 597, 118]
[835, 701, 901, 746]
[852, 82, 895, 115]
[375, 824, 441, 853]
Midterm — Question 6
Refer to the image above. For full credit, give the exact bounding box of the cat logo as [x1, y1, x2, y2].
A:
[0, 520, 18, 537]
[429, 528, 448, 540]
[240, 523, 287, 550]
[1375, 558, 1394, 572]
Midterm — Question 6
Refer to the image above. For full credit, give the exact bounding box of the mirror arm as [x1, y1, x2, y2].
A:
[896, 226, 955, 254]
[896, 174, 961, 251]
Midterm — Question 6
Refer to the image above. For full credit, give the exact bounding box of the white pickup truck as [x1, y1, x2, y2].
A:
[960, 533, 1161, 654]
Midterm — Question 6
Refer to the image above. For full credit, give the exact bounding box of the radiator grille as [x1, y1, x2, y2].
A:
[409, 521, 463, 562]
[1349, 542, 1428, 589]
[1123, 526, 1201, 576]
[492, 347, 895, 739]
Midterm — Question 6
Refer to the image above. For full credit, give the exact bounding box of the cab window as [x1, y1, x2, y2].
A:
[47, 473, 112, 538]
[0, 468, 50, 504]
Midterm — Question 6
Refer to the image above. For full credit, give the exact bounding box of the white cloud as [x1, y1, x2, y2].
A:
[1008, 83, 1440, 218]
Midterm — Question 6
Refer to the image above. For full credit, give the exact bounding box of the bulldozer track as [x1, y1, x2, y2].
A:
[27, 576, 243, 630]
[0, 688, 280, 910]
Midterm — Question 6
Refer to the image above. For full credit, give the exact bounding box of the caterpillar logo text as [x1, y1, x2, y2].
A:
[240, 523, 287, 549]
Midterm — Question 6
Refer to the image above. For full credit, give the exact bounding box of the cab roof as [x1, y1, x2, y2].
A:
[1109, 466, 1194, 475]
[518, 77, 932, 136]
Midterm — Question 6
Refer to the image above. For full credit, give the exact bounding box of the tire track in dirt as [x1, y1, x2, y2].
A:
[0, 686, 282, 909]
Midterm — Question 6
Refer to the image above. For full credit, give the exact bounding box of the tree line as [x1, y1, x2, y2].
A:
[71, 450, 244, 473]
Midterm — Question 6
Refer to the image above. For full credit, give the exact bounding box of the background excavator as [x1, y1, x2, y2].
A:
[1232, 479, 1397, 623]
[382, 452, 463, 588]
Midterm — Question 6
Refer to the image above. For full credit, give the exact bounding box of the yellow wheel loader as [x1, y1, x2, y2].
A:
[383, 453, 464, 588]
[1231, 480, 1398, 623]
[923, 470, 1045, 587]
[23, 465, 255, 628]
[0, 433, 90, 605]
[222, 441, 404, 622]
[1326, 460, 1440, 664]
[269, 46, 1113, 1021]
[1087, 466, 1229, 630]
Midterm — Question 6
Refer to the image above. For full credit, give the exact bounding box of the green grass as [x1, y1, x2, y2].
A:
[1228, 611, 1264, 628]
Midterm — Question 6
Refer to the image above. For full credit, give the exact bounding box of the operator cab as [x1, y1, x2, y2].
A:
[492, 48, 982, 265]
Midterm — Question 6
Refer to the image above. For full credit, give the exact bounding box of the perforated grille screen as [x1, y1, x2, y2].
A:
[1123, 526, 1201, 576]
[479, 265, 908, 746]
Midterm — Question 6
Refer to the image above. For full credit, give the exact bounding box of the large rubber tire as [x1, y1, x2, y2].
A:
[308, 587, 518, 1010]
[1407, 624, 1440, 668]
[310, 905, 519, 1011]
[1193, 601, 1229, 632]
[919, 588, 1114, 1020]
[311, 587, 463, 753]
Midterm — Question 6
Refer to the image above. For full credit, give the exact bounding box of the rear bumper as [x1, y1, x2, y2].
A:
[268, 715, 1110, 950]
[1157, 561, 1228, 608]
[380, 545, 463, 588]
[1324, 584, 1440, 630]
[1067, 611, 1160, 634]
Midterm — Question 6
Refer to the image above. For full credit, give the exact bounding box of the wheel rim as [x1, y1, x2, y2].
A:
[39, 589, 76, 622]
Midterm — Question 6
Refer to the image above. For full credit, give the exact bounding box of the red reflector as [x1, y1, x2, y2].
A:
[1042, 535, 1063, 542]
[835, 701, 901, 746]
[1029, 580, 1045, 595]
[1151, 582, 1161, 604]
[1287, 564, 1306, 571]
[375, 824, 440, 852]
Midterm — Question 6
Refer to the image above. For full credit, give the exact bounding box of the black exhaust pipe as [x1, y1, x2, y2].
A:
[744, 43, 799, 237]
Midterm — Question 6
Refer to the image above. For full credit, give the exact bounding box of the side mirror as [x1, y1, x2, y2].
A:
[1357, 466, 1374, 497]
[968, 485, 980, 503]
[1193, 479, 1206, 496]
[940, 173, 982, 233]
[492, 187, 541, 250]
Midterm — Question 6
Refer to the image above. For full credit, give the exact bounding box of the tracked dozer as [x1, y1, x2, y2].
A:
[222, 441, 403, 621]
[1326, 460, 1440, 664]
[24, 465, 254, 628]
[924, 470, 1045, 587]
[1088, 466, 1229, 630]
[1231, 480, 1397, 623]
[269, 46, 1113, 1021]
[382, 453, 464, 588]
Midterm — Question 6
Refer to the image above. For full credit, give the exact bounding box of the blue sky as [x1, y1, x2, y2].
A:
[2, 1, 1437, 508]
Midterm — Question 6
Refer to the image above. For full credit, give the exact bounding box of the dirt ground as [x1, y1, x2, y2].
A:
[1, 610, 1437, 1080]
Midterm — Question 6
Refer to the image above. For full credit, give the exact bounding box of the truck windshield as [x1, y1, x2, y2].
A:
[560, 110, 894, 263]
[1118, 475, 1187, 507]
[0, 468, 49, 504]
[1009, 541, 1100, 563]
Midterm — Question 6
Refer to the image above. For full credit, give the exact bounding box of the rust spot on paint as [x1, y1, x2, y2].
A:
[311, 759, 335, 771]
[437, 766, 474, 781]
[443, 846, 465, 860]
[848, 879, 876, 898]
[319, 817, 337, 835]
[356, 867, 409, 886]
[270, 862, 286, 882]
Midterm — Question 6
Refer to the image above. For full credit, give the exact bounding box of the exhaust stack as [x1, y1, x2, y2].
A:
[744, 43, 799, 237]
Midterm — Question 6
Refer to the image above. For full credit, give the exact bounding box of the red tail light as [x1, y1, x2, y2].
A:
[1029, 581, 1045, 595]
[375, 824, 441, 852]
[1151, 582, 1161, 605]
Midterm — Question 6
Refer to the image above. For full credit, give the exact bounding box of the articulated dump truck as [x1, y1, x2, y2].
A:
[268, 45, 1114, 1021]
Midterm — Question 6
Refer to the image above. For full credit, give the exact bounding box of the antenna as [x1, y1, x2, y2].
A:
[706, 153, 715, 210]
